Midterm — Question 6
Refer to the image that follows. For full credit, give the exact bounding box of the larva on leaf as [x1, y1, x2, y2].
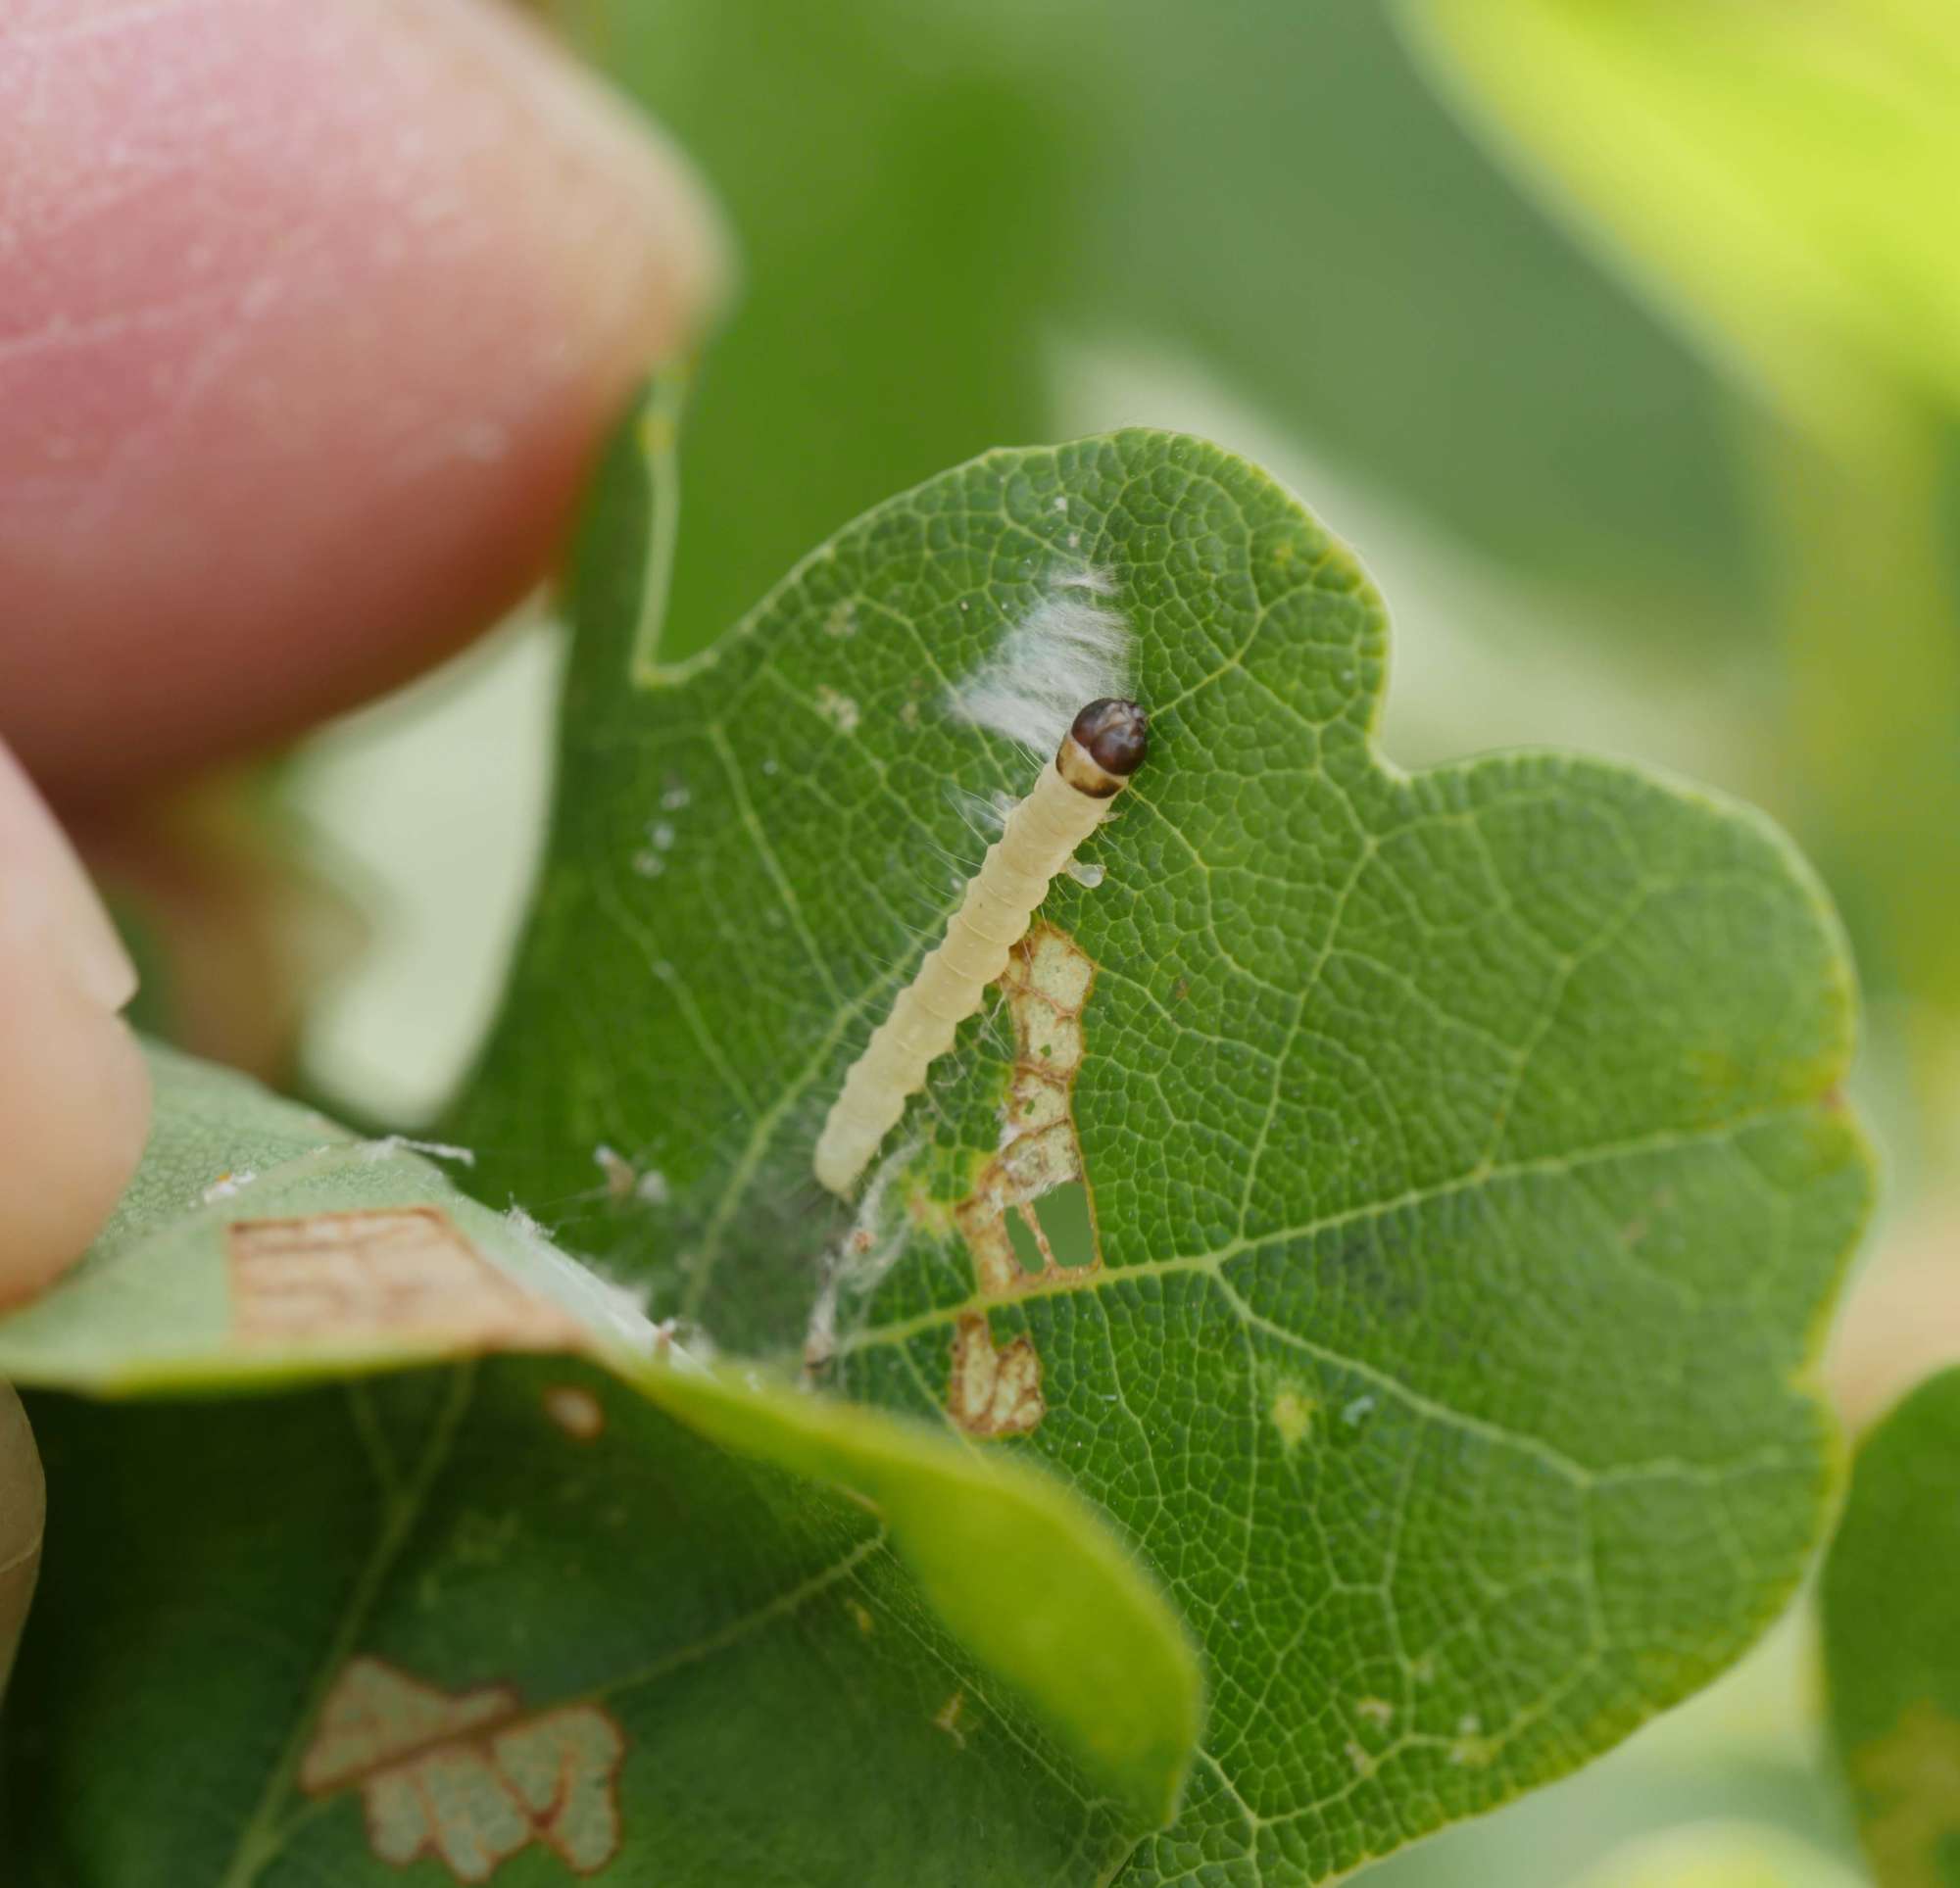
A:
[813, 697, 1148, 1196]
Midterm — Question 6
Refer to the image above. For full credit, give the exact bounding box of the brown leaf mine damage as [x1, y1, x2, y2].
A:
[301, 1658, 624, 1882]
[227, 1209, 587, 1355]
[957, 925, 1102, 1298]
[948, 1313, 1044, 1436]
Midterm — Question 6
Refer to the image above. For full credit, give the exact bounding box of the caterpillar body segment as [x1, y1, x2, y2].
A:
[813, 700, 1148, 1197]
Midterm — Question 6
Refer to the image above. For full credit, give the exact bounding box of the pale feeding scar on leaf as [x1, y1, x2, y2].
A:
[807, 926, 1103, 1395]
[300, 1657, 625, 1882]
[813, 578, 1146, 1196]
[957, 924, 1102, 1300]
[226, 1209, 588, 1356]
[948, 1313, 1044, 1436]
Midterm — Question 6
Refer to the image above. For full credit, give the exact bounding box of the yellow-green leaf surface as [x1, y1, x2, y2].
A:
[1576, 1822, 1864, 1888]
[1822, 1367, 1960, 1887]
[0, 1044, 1200, 1882]
[1396, 0, 1960, 1136]
[437, 397, 1874, 1880]
[1400, 0, 1960, 445]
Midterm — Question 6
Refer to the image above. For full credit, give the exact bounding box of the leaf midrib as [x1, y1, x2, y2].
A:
[838, 1100, 1828, 1483]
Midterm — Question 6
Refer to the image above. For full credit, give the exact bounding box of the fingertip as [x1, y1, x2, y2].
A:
[0, 741, 151, 1302]
[0, 956, 151, 1307]
[0, 0, 730, 797]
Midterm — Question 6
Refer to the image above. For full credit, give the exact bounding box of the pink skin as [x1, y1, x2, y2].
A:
[0, 0, 726, 1300]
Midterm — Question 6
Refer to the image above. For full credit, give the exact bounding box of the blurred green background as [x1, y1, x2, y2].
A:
[256, 4, 1960, 1881]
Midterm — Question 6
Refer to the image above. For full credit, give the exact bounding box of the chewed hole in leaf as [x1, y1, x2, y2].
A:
[1004, 1184, 1097, 1276]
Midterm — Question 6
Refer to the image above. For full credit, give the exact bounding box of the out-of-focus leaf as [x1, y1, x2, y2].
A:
[560, 0, 1764, 652]
[1822, 1366, 1960, 1888]
[1574, 1821, 1865, 1888]
[1400, 0, 1960, 1117]
[551, 2, 1067, 654]
[1086, 0, 1759, 639]
[1401, 0, 1960, 449]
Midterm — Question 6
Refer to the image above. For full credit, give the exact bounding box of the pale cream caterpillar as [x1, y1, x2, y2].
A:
[813, 693, 1148, 1196]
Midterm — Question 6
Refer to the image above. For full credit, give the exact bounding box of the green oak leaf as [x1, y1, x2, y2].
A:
[0, 1042, 1200, 1882]
[440, 394, 1874, 1880]
[1395, 0, 1960, 1072]
[1822, 1367, 1960, 1888]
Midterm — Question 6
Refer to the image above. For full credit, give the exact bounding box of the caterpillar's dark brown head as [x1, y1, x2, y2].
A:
[1066, 698, 1150, 788]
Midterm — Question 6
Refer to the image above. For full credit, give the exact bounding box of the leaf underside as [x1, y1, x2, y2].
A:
[0, 1047, 1200, 1884]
